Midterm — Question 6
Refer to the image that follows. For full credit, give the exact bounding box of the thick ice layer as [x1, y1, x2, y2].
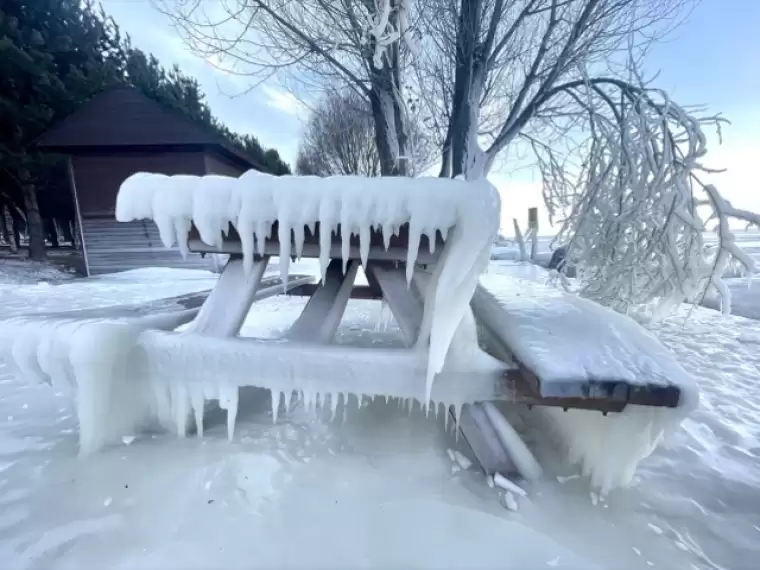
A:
[116, 172, 501, 403]
[476, 272, 699, 493]
[0, 314, 510, 453]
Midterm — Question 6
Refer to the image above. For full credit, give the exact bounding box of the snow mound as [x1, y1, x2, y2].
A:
[115, 172, 501, 403]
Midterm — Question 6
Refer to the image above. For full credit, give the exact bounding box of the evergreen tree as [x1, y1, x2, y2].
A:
[0, 0, 289, 260]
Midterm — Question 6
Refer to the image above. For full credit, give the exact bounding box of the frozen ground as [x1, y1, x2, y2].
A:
[1, 263, 759, 569]
[0, 259, 77, 285]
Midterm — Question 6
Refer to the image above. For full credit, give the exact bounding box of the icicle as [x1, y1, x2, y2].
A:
[189, 385, 205, 437]
[219, 385, 239, 442]
[271, 390, 281, 424]
[359, 225, 370, 269]
[341, 229, 351, 275]
[284, 390, 294, 413]
[203, 382, 218, 401]
[303, 389, 313, 413]
[342, 392, 350, 423]
[406, 222, 421, 285]
[329, 392, 339, 422]
[238, 218, 255, 274]
[172, 382, 188, 438]
[307, 220, 316, 236]
[255, 221, 270, 257]
[155, 217, 177, 250]
[315, 392, 322, 414]
[319, 223, 332, 283]
[384, 395, 389, 405]
[293, 224, 305, 259]
[175, 218, 192, 259]
[382, 224, 392, 251]
[278, 220, 292, 292]
[444, 405, 450, 432]
[453, 402, 463, 442]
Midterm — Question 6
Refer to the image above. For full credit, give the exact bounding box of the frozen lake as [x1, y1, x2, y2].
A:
[0, 264, 758, 569]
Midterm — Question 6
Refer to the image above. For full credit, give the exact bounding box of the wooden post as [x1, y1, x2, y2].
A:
[527, 207, 538, 261]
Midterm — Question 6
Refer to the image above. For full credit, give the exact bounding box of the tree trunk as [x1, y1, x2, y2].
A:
[9, 208, 21, 253]
[450, 0, 483, 179]
[0, 206, 8, 244]
[46, 218, 59, 248]
[19, 168, 46, 260]
[370, 87, 400, 176]
[61, 218, 74, 244]
[367, 11, 408, 178]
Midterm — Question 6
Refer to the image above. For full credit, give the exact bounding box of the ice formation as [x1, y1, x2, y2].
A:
[116, 171, 501, 404]
[475, 272, 700, 493]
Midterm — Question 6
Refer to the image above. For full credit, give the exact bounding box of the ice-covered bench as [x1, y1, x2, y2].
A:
[0, 171, 697, 492]
[470, 271, 698, 491]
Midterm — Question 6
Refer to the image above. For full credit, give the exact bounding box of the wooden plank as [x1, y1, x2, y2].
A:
[186, 255, 269, 336]
[364, 262, 424, 346]
[458, 402, 516, 476]
[287, 260, 358, 342]
[188, 221, 444, 255]
[471, 285, 680, 411]
[188, 237, 439, 264]
[287, 283, 382, 300]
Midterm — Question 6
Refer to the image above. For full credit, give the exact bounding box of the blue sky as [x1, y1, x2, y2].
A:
[102, 0, 759, 232]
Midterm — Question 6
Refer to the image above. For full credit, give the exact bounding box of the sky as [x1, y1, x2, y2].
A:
[101, 0, 759, 234]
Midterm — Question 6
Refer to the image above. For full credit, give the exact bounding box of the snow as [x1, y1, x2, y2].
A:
[116, 172, 501, 404]
[1, 265, 759, 569]
[0, 260, 76, 285]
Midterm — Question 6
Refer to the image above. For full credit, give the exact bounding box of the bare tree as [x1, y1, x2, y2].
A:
[296, 89, 433, 176]
[409, 0, 760, 313]
[155, 0, 419, 176]
[296, 91, 380, 176]
[155, 0, 759, 314]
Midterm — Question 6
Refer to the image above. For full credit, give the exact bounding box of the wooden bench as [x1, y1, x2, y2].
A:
[181, 222, 691, 478]
[472, 270, 689, 413]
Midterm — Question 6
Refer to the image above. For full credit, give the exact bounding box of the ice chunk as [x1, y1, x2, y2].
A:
[482, 402, 542, 481]
[493, 473, 527, 497]
[502, 491, 518, 512]
[271, 390, 282, 424]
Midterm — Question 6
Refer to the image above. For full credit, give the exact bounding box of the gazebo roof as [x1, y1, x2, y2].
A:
[36, 85, 260, 170]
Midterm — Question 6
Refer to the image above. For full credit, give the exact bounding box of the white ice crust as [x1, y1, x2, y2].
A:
[116, 171, 501, 401]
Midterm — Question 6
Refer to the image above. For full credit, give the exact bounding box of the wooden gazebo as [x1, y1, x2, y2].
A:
[36, 85, 265, 276]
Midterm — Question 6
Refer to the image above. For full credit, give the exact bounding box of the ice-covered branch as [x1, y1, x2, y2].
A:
[534, 75, 758, 316]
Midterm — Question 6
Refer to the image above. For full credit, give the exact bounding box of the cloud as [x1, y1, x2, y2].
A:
[261, 85, 306, 117]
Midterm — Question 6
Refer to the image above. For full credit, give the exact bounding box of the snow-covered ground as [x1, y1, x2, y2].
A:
[0, 259, 77, 286]
[1, 263, 759, 569]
